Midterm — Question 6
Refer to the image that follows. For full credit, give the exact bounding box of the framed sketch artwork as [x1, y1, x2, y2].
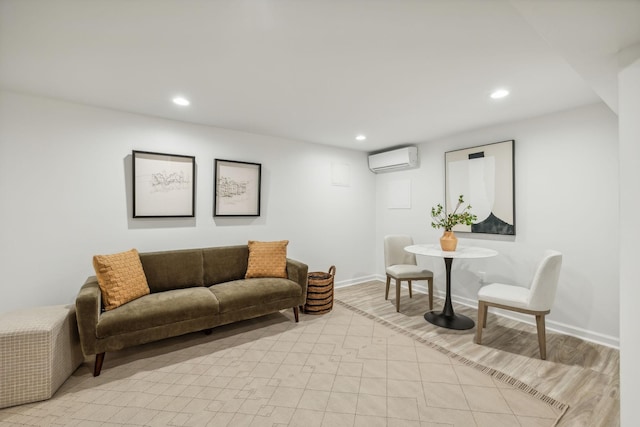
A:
[214, 159, 261, 217]
[132, 150, 195, 218]
[445, 140, 515, 235]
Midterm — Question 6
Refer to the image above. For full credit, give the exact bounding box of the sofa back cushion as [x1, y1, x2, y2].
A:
[139, 249, 204, 293]
[203, 245, 249, 286]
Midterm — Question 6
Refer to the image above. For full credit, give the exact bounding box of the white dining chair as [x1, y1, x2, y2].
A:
[476, 250, 562, 359]
[384, 235, 434, 312]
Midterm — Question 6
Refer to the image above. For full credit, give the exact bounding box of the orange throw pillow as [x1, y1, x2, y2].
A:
[93, 249, 150, 311]
[245, 240, 288, 279]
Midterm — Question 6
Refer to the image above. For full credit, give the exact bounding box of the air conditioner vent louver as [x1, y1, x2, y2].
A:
[368, 147, 418, 173]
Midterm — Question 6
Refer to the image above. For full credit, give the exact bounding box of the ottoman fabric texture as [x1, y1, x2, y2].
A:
[0, 305, 83, 409]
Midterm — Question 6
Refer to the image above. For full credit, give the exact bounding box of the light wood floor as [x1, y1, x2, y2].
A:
[335, 281, 619, 427]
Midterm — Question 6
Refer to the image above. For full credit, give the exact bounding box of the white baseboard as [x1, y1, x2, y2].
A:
[334, 275, 378, 289]
[341, 275, 620, 349]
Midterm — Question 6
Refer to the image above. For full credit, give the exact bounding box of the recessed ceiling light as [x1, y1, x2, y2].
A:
[356, 135, 366, 141]
[172, 96, 190, 106]
[490, 89, 509, 99]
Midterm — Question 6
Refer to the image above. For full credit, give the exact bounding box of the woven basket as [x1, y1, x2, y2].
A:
[304, 266, 336, 315]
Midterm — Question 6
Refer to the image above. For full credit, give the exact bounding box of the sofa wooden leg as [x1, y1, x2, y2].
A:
[93, 353, 105, 377]
[293, 306, 299, 322]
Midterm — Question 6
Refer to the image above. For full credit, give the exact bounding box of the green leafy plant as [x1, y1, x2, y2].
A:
[431, 195, 477, 231]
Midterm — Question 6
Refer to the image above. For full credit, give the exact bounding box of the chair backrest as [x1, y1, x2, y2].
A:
[383, 235, 417, 268]
[527, 250, 563, 311]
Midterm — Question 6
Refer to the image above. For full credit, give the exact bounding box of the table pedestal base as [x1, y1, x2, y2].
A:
[424, 312, 475, 330]
[403, 245, 498, 332]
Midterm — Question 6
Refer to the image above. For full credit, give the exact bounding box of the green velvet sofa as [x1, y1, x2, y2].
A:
[75, 245, 308, 376]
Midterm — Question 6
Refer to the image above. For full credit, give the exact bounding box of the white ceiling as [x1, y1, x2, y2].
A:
[1, 0, 639, 152]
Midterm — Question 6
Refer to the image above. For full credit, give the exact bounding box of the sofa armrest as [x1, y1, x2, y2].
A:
[286, 258, 309, 303]
[75, 276, 102, 356]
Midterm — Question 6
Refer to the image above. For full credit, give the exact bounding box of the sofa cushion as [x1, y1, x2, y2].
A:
[140, 249, 204, 293]
[203, 245, 249, 286]
[96, 287, 219, 338]
[208, 278, 301, 313]
[245, 240, 288, 279]
[92, 249, 150, 311]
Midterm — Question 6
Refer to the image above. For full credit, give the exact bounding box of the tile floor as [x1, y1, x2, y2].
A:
[0, 304, 564, 427]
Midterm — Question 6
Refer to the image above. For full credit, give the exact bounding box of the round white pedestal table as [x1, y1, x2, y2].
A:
[404, 244, 498, 330]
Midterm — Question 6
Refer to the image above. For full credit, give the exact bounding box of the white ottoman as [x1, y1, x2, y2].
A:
[0, 305, 84, 408]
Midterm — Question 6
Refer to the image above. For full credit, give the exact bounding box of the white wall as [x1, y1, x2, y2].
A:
[375, 102, 619, 346]
[0, 91, 622, 349]
[0, 90, 376, 313]
[619, 58, 640, 427]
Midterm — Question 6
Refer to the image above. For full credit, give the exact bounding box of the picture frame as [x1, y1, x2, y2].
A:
[445, 140, 515, 235]
[132, 150, 195, 218]
[214, 159, 261, 217]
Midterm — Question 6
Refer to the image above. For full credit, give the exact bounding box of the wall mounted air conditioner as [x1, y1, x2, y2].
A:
[368, 146, 418, 173]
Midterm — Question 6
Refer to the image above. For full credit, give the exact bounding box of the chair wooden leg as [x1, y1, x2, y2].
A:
[93, 352, 105, 377]
[427, 277, 433, 310]
[476, 301, 485, 345]
[536, 314, 547, 360]
[408, 280, 413, 298]
[482, 303, 488, 328]
[396, 279, 401, 312]
[293, 306, 299, 323]
[385, 276, 391, 300]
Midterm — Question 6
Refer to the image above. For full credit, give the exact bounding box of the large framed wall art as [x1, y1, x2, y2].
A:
[132, 150, 195, 218]
[445, 140, 515, 235]
[214, 159, 261, 217]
